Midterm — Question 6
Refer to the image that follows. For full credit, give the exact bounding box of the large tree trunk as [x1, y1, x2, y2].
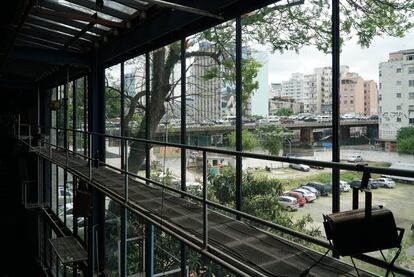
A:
[127, 46, 179, 173]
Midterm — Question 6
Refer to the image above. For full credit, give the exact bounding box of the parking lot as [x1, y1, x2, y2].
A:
[274, 167, 414, 271]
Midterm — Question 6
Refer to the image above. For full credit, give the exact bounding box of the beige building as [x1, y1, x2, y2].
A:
[340, 72, 377, 116]
[364, 80, 378, 115]
[340, 72, 365, 115]
[268, 96, 303, 115]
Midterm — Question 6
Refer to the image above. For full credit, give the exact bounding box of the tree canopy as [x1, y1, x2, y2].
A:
[397, 126, 414, 154]
[257, 124, 292, 156]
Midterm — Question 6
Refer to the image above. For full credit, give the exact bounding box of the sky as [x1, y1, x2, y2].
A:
[267, 29, 414, 84]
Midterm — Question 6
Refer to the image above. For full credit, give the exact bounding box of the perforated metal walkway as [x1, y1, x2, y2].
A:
[33, 147, 374, 277]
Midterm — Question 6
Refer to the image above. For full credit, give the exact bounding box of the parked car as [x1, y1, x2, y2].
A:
[347, 154, 363, 163]
[326, 180, 351, 192]
[283, 191, 306, 207]
[339, 180, 351, 192]
[289, 163, 311, 172]
[300, 185, 321, 197]
[58, 186, 73, 203]
[303, 181, 331, 196]
[278, 196, 299, 211]
[309, 164, 324, 169]
[293, 188, 317, 202]
[373, 178, 395, 188]
[349, 179, 378, 189]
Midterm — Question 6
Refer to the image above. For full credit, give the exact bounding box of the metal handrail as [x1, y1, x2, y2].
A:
[42, 125, 414, 179]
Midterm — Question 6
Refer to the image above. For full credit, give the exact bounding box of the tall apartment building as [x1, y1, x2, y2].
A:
[281, 73, 303, 102]
[379, 49, 414, 143]
[303, 66, 349, 113]
[364, 80, 378, 116]
[340, 72, 365, 115]
[187, 42, 222, 123]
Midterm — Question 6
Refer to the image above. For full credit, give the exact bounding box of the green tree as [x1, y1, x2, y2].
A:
[257, 124, 292, 156]
[397, 127, 414, 154]
[228, 130, 257, 150]
[275, 107, 294, 117]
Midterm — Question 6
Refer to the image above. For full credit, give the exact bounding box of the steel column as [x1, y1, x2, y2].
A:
[73, 79, 78, 151]
[331, 0, 340, 213]
[145, 223, 154, 277]
[235, 16, 242, 218]
[144, 52, 155, 277]
[180, 38, 188, 277]
[120, 62, 128, 276]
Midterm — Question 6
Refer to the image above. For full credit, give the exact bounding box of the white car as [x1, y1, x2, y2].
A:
[374, 178, 396, 188]
[289, 163, 311, 172]
[293, 188, 317, 202]
[278, 196, 299, 211]
[339, 180, 350, 192]
[347, 154, 363, 163]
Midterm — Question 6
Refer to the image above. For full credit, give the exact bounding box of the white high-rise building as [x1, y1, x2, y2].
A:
[378, 49, 414, 143]
[250, 50, 268, 117]
[187, 42, 222, 123]
[302, 66, 349, 114]
[281, 73, 303, 102]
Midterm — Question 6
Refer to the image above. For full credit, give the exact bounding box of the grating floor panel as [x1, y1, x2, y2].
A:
[49, 236, 87, 264]
[33, 147, 374, 277]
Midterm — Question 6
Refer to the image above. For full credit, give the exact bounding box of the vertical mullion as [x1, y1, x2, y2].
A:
[144, 52, 154, 277]
[331, 0, 341, 213]
[120, 62, 128, 277]
[83, 76, 87, 157]
[235, 16, 243, 218]
[180, 38, 187, 277]
[73, 79, 78, 152]
[145, 53, 151, 180]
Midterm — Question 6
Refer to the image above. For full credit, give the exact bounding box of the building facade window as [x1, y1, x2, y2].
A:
[396, 68, 402, 73]
[410, 118, 414, 124]
[396, 80, 402, 86]
[409, 67, 414, 74]
[409, 93, 414, 99]
[397, 93, 402, 98]
[397, 105, 402, 110]
[397, 118, 402, 122]
[409, 80, 414, 87]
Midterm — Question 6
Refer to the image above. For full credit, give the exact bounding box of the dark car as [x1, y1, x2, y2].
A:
[303, 181, 331, 196]
[349, 179, 379, 189]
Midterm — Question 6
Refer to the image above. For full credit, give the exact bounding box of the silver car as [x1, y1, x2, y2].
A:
[278, 196, 299, 211]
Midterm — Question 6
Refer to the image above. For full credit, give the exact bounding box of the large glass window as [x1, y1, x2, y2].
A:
[105, 197, 121, 276]
[105, 64, 122, 169]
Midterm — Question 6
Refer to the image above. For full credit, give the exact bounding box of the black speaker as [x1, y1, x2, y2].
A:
[323, 206, 402, 256]
[323, 170, 404, 256]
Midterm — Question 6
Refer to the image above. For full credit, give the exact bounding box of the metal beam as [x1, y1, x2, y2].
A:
[32, 6, 125, 29]
[65, 0, 130, 20]
[27, 16, 97, 42]
[9, 46, 90, 66]
[30, 12, 108, 36]
[63, 21, 96, 50]
[1, 0, 35, 66]
[112, 0, 148, 10]
[144, 0, 223, 20]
